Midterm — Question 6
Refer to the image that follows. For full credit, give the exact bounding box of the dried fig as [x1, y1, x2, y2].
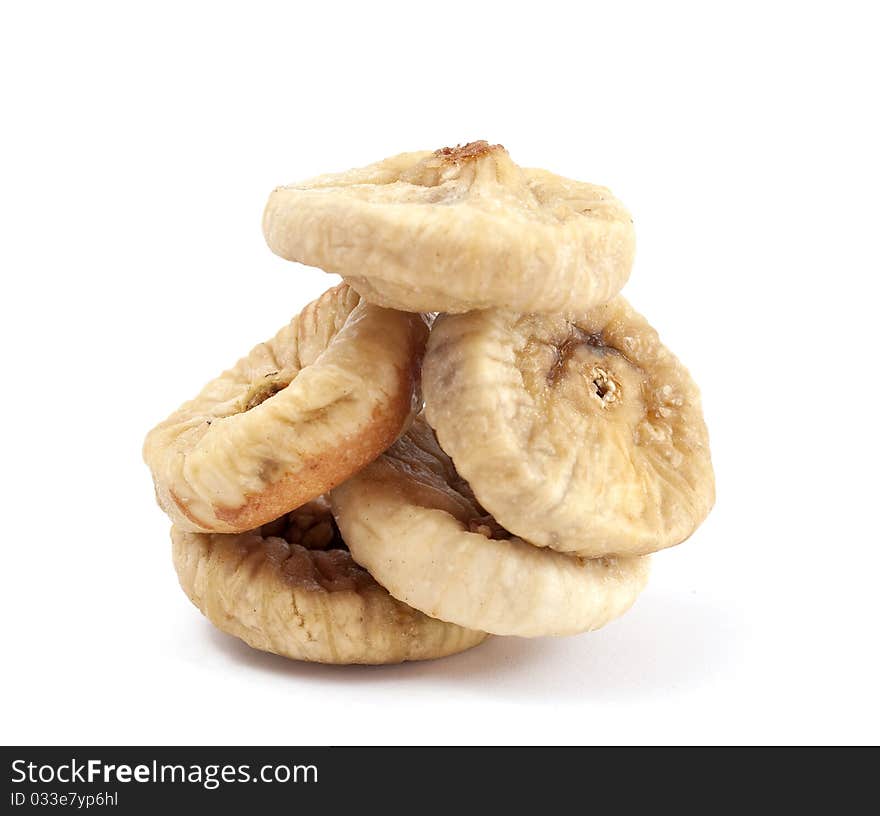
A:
[330, 418, 649, 637]
[422, 298, 715, 557]
[263, 141, 635, 314]
[173, 499, 487, 664]
[144, 284, 427, 533]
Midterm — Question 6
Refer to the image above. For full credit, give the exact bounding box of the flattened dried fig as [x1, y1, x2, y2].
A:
[331, 418, 649, 637]
[422, 298, 715, 557]
[173, 500, 487, 664]
[144, 284, 427, 534]
[263, 141, 635, 314]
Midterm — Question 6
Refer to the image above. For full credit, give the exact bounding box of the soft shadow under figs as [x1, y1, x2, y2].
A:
[204, 590, 738, 701]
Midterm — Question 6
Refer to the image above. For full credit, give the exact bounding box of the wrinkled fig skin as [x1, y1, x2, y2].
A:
[172, 500, 488, 665]
[144, 284, 428, 534]
[422, 298, 715, 558]
[331, 418, 650, 637]
[263, 141, 635, 314]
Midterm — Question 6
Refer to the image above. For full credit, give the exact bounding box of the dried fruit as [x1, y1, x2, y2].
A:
[331, 418, 649, 637]
[172, 500, 487, 664]
[422, 298, 715, 557]
[144, 284, 427, 534]
[262, 141, 635, 314]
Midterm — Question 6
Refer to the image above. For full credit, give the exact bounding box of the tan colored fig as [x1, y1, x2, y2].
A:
[331, 418, 649, 637]
[263, 141, 635, 314]
[422, 298, 715, 557]
[144, 284, 427, 534]
[173, 498, 487, 664]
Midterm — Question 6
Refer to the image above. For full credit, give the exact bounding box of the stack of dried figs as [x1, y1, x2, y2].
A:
[144, 141, 715, 664]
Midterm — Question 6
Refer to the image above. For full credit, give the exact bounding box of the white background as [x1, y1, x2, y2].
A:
[2, 2, 877, 746]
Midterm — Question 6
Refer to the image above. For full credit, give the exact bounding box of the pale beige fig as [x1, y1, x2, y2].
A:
[422, 298, 715, 557]
[331, 418, 649, 637]
[144, 284, 427, 534]
[173, 498, 487, 664]
[262, 141, 635, 314]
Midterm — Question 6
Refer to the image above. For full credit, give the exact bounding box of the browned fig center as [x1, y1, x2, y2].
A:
[261, 500, 346, 551]
[547, 328, 606, 385]
[263, 500, 374, 593]
[241, 372, 291, 412]
[433, 140, 504, 163]
[591, 366, 620, 405]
